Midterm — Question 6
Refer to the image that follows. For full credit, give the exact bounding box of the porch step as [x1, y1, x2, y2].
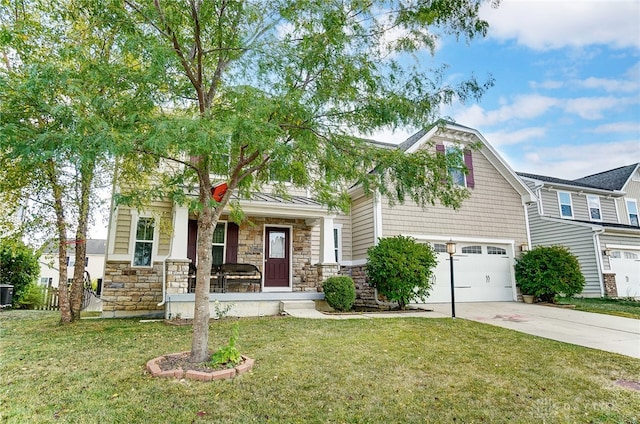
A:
[280, 300, 317, 312]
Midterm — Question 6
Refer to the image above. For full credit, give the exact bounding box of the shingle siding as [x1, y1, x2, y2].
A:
[381, 144, 528, 246]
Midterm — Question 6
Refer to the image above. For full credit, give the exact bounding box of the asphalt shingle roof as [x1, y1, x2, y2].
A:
[574, 164, 638, 191]
[516, 172, 606, 190]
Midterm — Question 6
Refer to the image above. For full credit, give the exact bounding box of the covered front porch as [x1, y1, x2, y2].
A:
[159, 194, 340, 318]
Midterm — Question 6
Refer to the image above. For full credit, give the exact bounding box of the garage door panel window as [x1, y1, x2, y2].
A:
[623, 251, 638, 260]
[610, 251, 622, 259]
[432, 243, 447, 253]
[461, 245, 482, 254]
[487, 246, 507, 255]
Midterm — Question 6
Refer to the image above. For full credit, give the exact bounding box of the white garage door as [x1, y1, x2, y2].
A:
[418, 242, 515, 303]
[609, 250, 640, 298]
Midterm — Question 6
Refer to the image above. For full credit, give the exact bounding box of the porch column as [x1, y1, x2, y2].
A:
[318, 215, 339, 285]
[171, 204, 189, 260]
[319, 215, 337, 265]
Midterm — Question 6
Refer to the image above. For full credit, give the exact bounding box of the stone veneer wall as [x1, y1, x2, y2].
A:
[102, 259, 190, 315]
[603, 273, 617, 297]
[340, 265, 378, 308]
[236, 217, 319, 291]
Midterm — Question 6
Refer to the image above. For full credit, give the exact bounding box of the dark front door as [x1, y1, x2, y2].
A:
[264, 227, 290, 288]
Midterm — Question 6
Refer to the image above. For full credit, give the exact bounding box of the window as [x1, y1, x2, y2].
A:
[461, 245, 482, 254]
[624, 251, 638, 260]
[487, 246, 506, 255]
[558, 191, 573, 218]
[587, 195, 601, 221]
[432, 243, 447, 253]
[66, 256, 88, 267]
[333, 226, 342, 263]
[133, 217, 155, 266]
[212, 222, 227, 266]
[610, 251, 622, 259]
[626, 199, 639, 227]
[446, 145, 466, 187]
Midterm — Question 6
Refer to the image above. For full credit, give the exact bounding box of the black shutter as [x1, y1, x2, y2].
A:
[225, 223, 239, 263]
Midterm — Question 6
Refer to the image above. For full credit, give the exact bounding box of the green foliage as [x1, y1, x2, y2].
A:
[323, 276, 356, 312]
[515, 246, 586, 303]
[366, 236, 437, 309]
[210, 323, 242, 368]
[16, 283, 44, 310]
[0, 238, 40, 305]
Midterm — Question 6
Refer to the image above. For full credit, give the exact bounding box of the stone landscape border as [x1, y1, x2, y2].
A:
[146, 352, 254, 381]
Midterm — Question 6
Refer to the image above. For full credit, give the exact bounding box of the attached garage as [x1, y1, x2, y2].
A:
[609, 249, 640, 298]
[417, 241, 517, 303]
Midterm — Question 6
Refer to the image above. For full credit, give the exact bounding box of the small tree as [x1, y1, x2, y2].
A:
[515, 245, 585, 303]
[0, 238, 40, 305]
[323, 276, 356, 312]
[366, 236, 437, 309]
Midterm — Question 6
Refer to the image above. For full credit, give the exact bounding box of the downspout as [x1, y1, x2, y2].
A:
[157, 210, 176, 307]
[592, 228, 606, 297]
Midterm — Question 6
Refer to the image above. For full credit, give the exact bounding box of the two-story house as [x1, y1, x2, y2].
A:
[518, 163, 640, 299]
[101, 122, 535, 318]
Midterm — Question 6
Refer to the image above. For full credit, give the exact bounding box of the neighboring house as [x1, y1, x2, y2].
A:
[39, 239, 107, 290]
[518, 163, 640, 299]
[101, 122, 535, 318]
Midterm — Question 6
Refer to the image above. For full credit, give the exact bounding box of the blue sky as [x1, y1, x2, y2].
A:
[378, 0, 640, 180]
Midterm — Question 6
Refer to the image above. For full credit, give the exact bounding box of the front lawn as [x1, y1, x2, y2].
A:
[556, 297, 640, 319]
[1, 310, 639, 423]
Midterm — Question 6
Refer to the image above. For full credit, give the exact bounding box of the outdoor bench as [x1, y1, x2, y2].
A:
[188, 263, 262, 293]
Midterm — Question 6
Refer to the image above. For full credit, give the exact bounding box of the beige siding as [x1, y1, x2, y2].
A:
[114, 208, 132, 254]
[351, 196, 374, 260]
[381, 145, 528, 247]
[335, 213, 352, 262]
[157, 213, 173, 256]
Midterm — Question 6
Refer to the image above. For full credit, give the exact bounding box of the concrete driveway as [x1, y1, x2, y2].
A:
[427, 302, 640, 359]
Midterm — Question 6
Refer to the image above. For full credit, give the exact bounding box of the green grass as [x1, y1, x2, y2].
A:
[556, 297, 640, 319]
[1, 310, 639, 423]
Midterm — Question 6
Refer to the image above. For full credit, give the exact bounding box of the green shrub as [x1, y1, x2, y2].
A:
[366, 236, 437, 309]
[322, 276, 356, 312]
[16, 283, 44, 309]
[515, 245, 585, 303]
[0, 238, 40, 305]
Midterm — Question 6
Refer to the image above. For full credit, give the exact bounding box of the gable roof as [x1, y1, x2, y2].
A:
[42, 239, 106, 255]
[574, 163, 639, 191]
[397, 121, 536, 204]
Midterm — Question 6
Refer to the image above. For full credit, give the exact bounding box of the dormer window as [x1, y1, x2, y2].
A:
[587, 195, 601, 221]
[558, 191, 573, 219]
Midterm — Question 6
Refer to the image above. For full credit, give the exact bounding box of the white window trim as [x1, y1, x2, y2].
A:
[625, 198, 639, 226]
[444, 142, 467, 188]
[586, 195, 602, 222]
[129, 211, 159, 268]
[333, 224, 343, 264]
[211, 221, 228, 267]
[557, 191, 574, 219]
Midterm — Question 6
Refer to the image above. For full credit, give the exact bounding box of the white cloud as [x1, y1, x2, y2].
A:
[480, 0, 640, 50]
[508, 140, 640, 179]
[453, 94, 558, 126]
[577, 76, 640, 93]
[564, 96, 635, 120]
[484, 127, 546, 147]
[530, 80, 564, 90]
[590, 121, 640, 134]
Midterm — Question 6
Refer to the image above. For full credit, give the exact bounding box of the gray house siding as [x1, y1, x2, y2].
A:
[527, 204, 602, 296]
[539, 188, 617, 222]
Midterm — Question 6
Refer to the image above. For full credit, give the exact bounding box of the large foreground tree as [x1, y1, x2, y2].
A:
[110, 0, 495, 362]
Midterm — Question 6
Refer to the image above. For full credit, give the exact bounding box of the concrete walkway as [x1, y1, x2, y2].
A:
[283, 301, 640, 359]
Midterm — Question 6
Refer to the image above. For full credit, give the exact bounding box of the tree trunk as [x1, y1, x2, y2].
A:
[70, 161, 94, 321]
[190, 166, 215, 363]
[46, 159, 71, 324]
